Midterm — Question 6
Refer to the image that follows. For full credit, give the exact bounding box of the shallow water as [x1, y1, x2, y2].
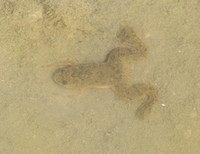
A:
[0, 0, 200, 153]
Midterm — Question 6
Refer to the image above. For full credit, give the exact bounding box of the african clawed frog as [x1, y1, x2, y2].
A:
[52, 26, 158, 119]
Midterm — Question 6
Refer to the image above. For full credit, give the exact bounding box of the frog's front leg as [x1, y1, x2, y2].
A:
[112, 83, 158, 120]
[46, 59, 77, 68]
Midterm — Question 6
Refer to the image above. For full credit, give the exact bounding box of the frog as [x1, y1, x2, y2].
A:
[52, 26, 158, 120]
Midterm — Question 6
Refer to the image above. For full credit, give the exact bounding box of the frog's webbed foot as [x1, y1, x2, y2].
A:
[106, 26, 147, 64]
[112, 83, 158, 120]
[116, 26, 147, 60]
[132, 83, 158, 120]
[134, 84, 158, 120]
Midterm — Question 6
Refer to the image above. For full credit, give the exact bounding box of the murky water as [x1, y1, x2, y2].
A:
[0, 0, 200, 153]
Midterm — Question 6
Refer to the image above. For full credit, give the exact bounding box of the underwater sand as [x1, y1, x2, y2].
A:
[0, 0, 200, 153]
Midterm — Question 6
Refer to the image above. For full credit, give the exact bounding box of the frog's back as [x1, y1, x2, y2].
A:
[53, 62, 123, 88]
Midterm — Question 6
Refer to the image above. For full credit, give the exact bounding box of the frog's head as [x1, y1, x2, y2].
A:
[52, 65, 77, 88]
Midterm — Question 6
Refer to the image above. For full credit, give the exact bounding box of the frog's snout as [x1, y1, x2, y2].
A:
[52, 69, 64, 85]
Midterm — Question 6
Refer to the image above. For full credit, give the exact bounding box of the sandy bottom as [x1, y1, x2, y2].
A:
[0, 0, 200, 153]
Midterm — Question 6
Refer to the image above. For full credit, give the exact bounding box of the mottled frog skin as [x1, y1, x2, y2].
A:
[52, 26, 158, 119]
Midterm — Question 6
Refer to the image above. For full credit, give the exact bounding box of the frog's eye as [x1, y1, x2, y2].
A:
[62, 80, 67, 85]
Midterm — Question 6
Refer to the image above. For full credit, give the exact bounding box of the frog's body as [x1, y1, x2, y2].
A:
[52, 26, 158, 119]
[53, 62, 120, 88]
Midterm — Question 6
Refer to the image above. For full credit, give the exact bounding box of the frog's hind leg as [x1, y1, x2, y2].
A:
[105, 26, 148, 65]
[112, 83, 158, 120]
[117, 26, 147, 53]
[134, 83, 158, 120]
[117, 26, 147, 60]
[106, 47, 146, 65]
